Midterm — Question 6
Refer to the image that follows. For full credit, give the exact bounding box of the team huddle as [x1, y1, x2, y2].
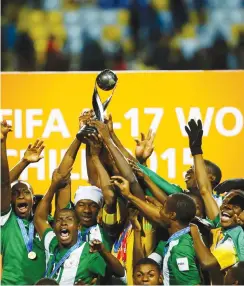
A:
[1, 110, 244, 285]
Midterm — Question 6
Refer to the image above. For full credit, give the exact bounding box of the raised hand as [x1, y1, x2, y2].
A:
[87, 120, 111, 141]
[128, 159, 145, 180]
[185, 119, 203, 156]
[134, 129, 155, 164]
[1, 120, 13, 141]
[89, 239, 104, 253]
[111, 176, 131, 198]
[51, 167, 72, 189]
[23, 139, 45, 163]
[128, 208, 141, 231]
[79, 109, 95, 129]
[104, 113, 114, 134]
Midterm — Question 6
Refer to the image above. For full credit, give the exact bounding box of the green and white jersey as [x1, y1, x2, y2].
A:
[1, 208, 46, 285]
[149, 234, 201, 285]
[43, 228, 107, 285]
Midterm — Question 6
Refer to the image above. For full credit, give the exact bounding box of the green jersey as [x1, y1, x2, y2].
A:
[1, 208, 46, 285]
[43, 228, 106, 285]
[149, 233, 201, 285]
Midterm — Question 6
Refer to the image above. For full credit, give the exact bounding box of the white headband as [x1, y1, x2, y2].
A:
[74, 186, 104, 208]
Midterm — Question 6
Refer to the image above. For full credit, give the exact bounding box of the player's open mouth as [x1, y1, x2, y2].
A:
[60, 229, 70, 241]
[221, 211, 231, 222]
[16, 202, 28, 213]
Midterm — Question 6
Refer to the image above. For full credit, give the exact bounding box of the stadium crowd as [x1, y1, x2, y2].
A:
[1, 109, 244, 285]
[1, 0, 244, 71]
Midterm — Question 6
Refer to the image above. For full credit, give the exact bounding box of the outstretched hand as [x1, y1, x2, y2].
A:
[89, 239, 104, 253]
[134, 129, 155, 164]
[185, 119, 203, 156]
[87, 120, 111, 141]
[110, 176, 131, 198]
[128, 159, 145, 180]
[128, 208, 141, 231]
[1, 120, 13, 141]
[79, 109, 95, 129]
[23, 139, 45, 163]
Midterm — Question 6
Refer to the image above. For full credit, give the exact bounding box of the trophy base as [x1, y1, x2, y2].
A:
[76, 126, 97, 142]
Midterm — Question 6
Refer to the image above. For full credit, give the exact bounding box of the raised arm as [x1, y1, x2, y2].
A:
[88, 134, 116, 213]
[34, 168, 71, 238]
[1, 120, 13, 212]
[88, 120, 145, 200]
[190, 224, 220, 270]
[111, 176, 163, 225]
[10, 139, 45, 183]
[105, 114, 136, 162]
[129, 159, 168, 204]
[129, 209, 144, 266]
[185, 119, 219, 220]
[56, 113, 88, 210]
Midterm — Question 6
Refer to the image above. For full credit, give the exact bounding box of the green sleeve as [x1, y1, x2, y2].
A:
[138, 163, 183, 196]
[155, 240, 167, 256]
[88, 253, 107, 277]
[205, 214, 221, 228]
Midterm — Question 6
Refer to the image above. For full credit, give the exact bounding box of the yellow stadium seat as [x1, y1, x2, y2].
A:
[118, 9, 130, 26]
[28, 10, 45, 24]
[151, 0, 169, 11]
[102, 25, 121, 41]
[47, 11, 63, 25]
[123, 38, 134, 54]
[189, 11, 199, 25]
[34, 39, 48, 53]
[170, 35, 180, 49]
[48, 25, 66, 40]
[29, 26, 49, 41]
[231, 24, 244, 45]
[181, 24, 196, 38]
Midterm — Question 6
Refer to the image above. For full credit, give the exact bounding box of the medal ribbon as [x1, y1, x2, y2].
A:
[46, 236, 82, 278]
[164, 226, 190, 256]
[17, 217, 34, 253]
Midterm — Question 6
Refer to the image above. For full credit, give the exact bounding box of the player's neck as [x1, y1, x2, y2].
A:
[168, 222, 188, 237]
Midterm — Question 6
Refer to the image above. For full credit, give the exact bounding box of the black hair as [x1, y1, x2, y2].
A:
[54, 208, 79, 224]
[35, 278, 59, 285]
[167, 193, 196, 225]
[228, 261, 244, 284]
[133, 258, 161, 274]
[204, 160, 222, 187]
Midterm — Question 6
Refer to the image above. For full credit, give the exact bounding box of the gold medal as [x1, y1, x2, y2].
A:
[28, 251, 37, 260]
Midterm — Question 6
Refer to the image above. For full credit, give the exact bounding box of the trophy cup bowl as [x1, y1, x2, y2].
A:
[76, 69, 118, 142]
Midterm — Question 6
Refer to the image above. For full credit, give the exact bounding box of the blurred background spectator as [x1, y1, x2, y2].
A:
[1, 0, 244, 71]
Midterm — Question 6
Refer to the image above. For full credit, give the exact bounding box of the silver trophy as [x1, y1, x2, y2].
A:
[76, 69, 118, 141]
